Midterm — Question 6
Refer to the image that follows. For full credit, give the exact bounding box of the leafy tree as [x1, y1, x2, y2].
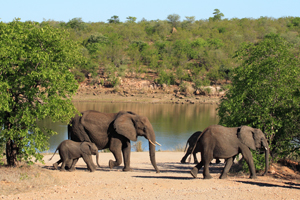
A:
[211, 9, 224, 21]
[184, 16, 195, 24]
[207, 38, 224, 49]
[207, 68, 221, 85]
[0, 20, 83, 166]
[108, 15, 120, 24]
[218, 34, 300, 162]
[126, 16, 137, 23]
[66, 18, 86, 30]
[182, 16, 196, 30]
[167, 14, 181, 28]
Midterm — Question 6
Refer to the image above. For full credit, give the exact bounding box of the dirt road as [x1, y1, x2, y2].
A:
[2, 152, 299, 200]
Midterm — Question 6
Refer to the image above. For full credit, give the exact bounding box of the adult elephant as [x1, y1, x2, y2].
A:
[68, 110, 160, 173]
[180, 131, 220, 164]
[190, 125, 269, 179]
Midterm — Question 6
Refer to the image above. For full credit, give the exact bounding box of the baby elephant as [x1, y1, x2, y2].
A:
[181, 131, 220, 164]
[49, 140, 100, 172]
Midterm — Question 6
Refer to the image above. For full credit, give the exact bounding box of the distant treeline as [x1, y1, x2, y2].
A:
[38, 14, 300, 88]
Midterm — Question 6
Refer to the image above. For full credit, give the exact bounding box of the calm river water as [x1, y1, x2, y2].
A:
[43, 102, 219, 152]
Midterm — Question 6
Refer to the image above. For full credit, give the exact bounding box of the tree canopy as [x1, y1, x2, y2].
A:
[218, 33, 300, 161]
[212, 9, 224, 21]
[0, 20, 83, 166]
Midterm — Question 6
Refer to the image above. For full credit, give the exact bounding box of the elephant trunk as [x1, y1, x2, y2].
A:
[263, 144, 269, 176]
[95, 151, 100, 168]
[148, 131, 160, 173]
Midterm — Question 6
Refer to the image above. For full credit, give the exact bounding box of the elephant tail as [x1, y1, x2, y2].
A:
[183, 141, 189, 153]
[189, 129, 206, 156]
[48, 148, 59, 161]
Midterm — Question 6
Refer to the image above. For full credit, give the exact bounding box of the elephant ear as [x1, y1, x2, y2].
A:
[237, 126, 256, 150]
[80, 142, 91, 155]
[114, 113, 137, 141]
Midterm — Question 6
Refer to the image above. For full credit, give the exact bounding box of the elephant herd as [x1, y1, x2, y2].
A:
[50, 110, 269, 179]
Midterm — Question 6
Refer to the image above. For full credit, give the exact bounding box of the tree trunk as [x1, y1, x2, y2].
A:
[6, 139, 18, 166]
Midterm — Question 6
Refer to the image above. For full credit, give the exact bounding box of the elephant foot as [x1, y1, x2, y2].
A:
[109, 160, 116, 169]
[59, 168, 66, 172]
[190, 167, 198, 178]
[249, 175, 257, 179]
[89, 168, 96, 172]
[68, 168, 76, 172]
[180, 160, 186, 164]
[203, 174, 213, 179]
[219, 174, 228, 179]
[53, 163, 58, 170]
[122, 167, 132, 172]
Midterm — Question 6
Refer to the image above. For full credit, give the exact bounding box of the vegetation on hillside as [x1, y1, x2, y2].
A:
[38, 11, 300, 89]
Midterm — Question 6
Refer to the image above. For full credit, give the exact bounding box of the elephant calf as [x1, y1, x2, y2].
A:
[181, 131, 221, 164]
[49, 140, 100, 172]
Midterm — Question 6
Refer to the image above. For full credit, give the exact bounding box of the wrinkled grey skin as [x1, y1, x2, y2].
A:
[68, 110, 160, 173]
[49, 140, 100, 172]
[180, 131, 220, 164]
[190, 125, 269, 179]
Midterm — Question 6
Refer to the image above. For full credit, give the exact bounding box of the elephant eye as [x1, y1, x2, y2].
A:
[143, 127, 147, 132]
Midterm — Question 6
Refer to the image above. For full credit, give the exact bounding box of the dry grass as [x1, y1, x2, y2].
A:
[133, 141, 144, 152]
[172, 144, 186, 152]
[0, 163, 63, 196]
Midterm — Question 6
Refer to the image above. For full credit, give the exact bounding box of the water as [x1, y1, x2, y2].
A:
[44, 102, 219, 153]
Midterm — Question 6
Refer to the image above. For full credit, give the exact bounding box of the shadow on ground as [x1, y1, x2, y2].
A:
[236, 180, 300, 190]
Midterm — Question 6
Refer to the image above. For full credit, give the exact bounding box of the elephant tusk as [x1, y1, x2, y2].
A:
[155, 141, 161, 146]
[265, 147, 268, 151]
[148, 139, 156, 146]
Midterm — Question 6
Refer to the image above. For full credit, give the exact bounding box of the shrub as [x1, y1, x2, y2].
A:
[155, 70, 176, 85]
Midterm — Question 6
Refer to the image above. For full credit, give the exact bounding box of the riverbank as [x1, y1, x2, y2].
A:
[72, 91, 221, 104]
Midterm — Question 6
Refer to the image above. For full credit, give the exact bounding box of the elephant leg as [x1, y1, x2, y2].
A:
[122, 139, 131, 171]
[219, 156, 235, 179]
[202, 152, 213, 179]
[190, 161, 204, 178]
[65, 159, 73, 170]
[82, 155, 95, 172]
[180, 152, 190, 163]
[68, 158, 79, 172]
[53, 159, 62, 170]
[60, 159, 68, 172]
[108, 137, 123, 169]
[240, 145, 257, 179]
[216, 158, 221, 164]
[193, 152, 199, 164]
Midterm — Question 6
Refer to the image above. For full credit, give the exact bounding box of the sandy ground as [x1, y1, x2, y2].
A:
[2, 152, 300, 200]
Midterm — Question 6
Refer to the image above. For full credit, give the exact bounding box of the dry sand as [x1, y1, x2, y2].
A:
[2, 152, 299, 200]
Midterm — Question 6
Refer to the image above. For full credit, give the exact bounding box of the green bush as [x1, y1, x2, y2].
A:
[193, 77, 210, 89]
[155, 70, 175, 85]
[73, 70, 85, 82]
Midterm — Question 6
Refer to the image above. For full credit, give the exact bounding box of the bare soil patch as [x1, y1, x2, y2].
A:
[1, 152, 299, 200]
[72, 91, 220, 105]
